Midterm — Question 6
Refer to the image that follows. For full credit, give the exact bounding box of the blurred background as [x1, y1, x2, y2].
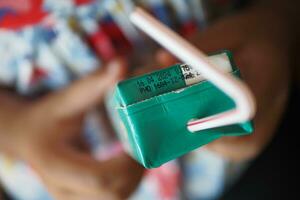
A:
[0, 0, 299, 200]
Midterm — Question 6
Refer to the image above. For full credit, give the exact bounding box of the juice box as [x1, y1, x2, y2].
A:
[106, 50, 253, 168]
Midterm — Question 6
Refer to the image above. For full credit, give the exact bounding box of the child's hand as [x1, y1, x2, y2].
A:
[156, 6, 292, 161]
[0, 59, 144, 200]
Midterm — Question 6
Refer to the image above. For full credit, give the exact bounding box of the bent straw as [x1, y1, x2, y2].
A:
[129, 7, 256, 132]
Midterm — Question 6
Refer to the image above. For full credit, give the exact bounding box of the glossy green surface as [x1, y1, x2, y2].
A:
[106, 51, 253, 168]
[117, 64, 186, 106]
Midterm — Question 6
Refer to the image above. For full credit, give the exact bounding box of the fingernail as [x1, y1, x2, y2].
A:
[102, 193, 119, 200]
[107, 59, 122, 75]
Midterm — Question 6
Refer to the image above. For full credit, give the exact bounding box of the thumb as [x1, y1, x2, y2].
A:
[37, 58, 127, 119]
[189, 14, 246, 54]
[156, 13, 246, 66]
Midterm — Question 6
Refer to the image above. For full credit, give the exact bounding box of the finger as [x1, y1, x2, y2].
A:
[155, 49, 178, 67]
[36, 137, 142, 199]
[32, 140, 105, 197]
[189, 13, 247, 53]
[205, 135, 258, 161]
[155, 13, 248, 68]
[46, 183, 66, 200]
[47, 185, 119, 200]
[58, 145, 143, 199]
[36, 58, 127, 120]
[96, 153, 144, 199]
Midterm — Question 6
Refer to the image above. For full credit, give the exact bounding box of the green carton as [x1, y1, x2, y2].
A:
[106, 50, 253, 168]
